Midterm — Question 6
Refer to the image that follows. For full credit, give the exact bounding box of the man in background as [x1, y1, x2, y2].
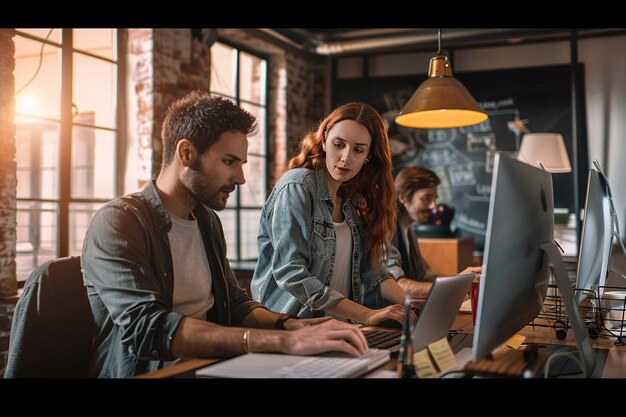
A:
[389, 166, 481, 298]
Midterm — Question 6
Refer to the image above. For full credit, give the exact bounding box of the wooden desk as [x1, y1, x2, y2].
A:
[417, 237, 474, 276]
[135, 313, 626, 378]
[454, 314, 626, 378]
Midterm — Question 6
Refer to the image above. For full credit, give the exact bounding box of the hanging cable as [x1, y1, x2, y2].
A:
[437, 28, 442, 55]
[15, 28, 54, 96]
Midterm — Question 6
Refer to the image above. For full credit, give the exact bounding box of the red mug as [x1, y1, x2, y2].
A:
[470, 280, 480, 326]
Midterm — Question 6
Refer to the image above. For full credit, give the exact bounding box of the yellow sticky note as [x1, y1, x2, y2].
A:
[412, 349, 437, 378]
[427, 337, 458, 372]
[505, 333, 526, 349]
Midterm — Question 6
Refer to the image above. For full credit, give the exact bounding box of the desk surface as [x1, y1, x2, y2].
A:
[136, 313, 626, 378]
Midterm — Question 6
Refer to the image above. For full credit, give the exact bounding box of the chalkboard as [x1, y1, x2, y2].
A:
[334, 64, 588, 251]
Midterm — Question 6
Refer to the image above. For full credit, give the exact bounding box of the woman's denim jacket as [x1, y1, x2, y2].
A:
[251, 168, 392, 318]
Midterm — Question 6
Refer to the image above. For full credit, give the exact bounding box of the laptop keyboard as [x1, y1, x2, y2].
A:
[268, 349, 390, 378]
[362, 329, 402, 350]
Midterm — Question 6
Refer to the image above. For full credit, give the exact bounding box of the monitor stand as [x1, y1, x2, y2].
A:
[463, 241, 596, 378]
[463, 342, 552, 377]
[541, 241, 596, 377]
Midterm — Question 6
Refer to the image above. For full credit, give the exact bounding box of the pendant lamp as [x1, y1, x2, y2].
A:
[395, 29, 488, 129]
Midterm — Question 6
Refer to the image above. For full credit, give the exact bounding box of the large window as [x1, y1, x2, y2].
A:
[14, 29, 123, 281]
[210, 42, 268, 264]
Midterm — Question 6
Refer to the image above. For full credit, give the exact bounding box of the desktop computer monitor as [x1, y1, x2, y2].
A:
[575, 168, 612, 304]
[472, 152, 553, 362]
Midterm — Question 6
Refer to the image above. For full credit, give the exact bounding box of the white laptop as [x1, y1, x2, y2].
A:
[195, 348, 390, 378]
[364, 273, 474, 352]
[411, 273, 474, 352]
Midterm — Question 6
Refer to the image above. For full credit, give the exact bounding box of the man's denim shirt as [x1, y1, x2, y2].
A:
[81, 181, 262, 377]
[251, 168, 392, 318]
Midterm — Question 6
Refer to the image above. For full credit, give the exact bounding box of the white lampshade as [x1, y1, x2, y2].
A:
[517, 133, 572, 173]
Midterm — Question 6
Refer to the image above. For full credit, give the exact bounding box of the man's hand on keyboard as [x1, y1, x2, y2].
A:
[282, 319, 368, 357]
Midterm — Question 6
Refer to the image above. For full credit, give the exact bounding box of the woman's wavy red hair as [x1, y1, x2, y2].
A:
[287, 102, 396, 273]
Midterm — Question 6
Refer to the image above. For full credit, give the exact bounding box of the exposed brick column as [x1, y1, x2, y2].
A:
[152, 29, 211, 177]
[285, 52, 326, 169]
[128, 29, 213, 186]
[267, 54, 287, 184]
[0, 28, 17, 377]
[0, 29, 17, 298]
[128, 29, 155, 188]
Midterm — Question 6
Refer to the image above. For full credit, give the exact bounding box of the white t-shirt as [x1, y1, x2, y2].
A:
[328, 219, 353, 299]
[167, 211, 214, 319]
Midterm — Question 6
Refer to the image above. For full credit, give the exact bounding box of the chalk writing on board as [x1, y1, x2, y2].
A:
[448, 164, 475, 187]
[418, 143, 472, 168]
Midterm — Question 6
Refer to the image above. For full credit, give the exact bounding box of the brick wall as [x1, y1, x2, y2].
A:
[267, 54, 288, 182]
[128, 29, 155, 187]
[0, 29, 17, 298]
[152, 29, 211, 177]
[284, 52, 326, 173]
[129, 28, 212, 181]
[0, 28, 17, 376]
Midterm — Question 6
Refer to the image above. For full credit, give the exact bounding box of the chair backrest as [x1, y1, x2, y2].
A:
[5, 256, 96, 378]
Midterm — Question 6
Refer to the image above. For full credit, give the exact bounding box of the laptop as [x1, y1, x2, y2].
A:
[364, 273, 474, 353]
[195, 348, 390, 378]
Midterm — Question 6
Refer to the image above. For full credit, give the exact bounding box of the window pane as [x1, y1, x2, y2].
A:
[16, 201, 58, 282]
[15, 119, 59, 199]
[240, 209, 261, 260]
[73, 52, 117, 128]
[16, 29, 62, 44]
[210, 43, 236, 97]
[74, 28, 117, 60]
[242, 155, 266, 206]
[14, 35, 62, 120]
[239, 52, 266, 105]
[72, 126, 116, 199]
[216, 209, 237, 260]
[241, 103, 266, 156]
[70, 202, 104, 256]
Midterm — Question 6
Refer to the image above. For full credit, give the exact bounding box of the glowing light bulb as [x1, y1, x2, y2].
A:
[15, 93, 39, 115]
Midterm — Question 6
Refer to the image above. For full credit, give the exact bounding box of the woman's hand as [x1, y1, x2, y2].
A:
[460, 266, 482, 281]
[282, 316, 333, 330]
[363, 304, 417, 327]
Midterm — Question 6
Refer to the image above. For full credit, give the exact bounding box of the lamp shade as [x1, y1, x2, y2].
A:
[517, 133, 572, 173]
[395, 55, 488, 129]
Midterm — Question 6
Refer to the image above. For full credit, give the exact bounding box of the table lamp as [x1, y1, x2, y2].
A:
[517, 133, 572, 173]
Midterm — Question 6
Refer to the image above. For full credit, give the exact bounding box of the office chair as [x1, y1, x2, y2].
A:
[5, 256, 96, 378]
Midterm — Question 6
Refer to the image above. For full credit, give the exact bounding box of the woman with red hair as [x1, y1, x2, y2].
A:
[252, 103, 413, 326]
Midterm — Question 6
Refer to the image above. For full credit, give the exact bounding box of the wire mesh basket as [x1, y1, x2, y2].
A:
[535, 282, 626, 345]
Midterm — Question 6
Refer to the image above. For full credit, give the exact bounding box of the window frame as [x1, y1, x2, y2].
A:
[210, 39, 269, 264]
[14, 28, 125, 281]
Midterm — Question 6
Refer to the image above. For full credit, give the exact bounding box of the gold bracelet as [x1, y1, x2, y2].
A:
[243, 329, 250, 354]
